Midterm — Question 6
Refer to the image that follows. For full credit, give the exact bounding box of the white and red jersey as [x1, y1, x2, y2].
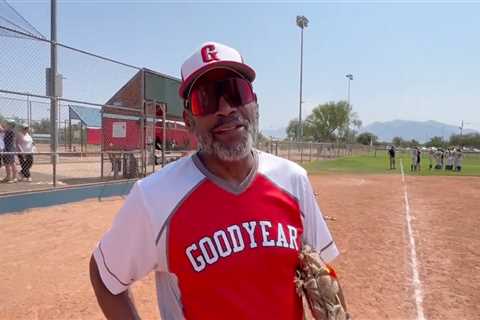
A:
[93, 150, 339, 320]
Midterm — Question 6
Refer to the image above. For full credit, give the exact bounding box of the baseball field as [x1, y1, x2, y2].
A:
[1, 154, 479, 319]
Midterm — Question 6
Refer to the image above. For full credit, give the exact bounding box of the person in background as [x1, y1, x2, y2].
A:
[410, 147, 417, 171]
[1, 120, 17, 183]
[445, 148, 454, 170]
[428, 147, 434, 170]
[434, 148, 443, 169]
[16, 124, 34, 182]
[415, 146, 421, 171]
[454, 147, 464, 172]
[388, 145, 396, 169]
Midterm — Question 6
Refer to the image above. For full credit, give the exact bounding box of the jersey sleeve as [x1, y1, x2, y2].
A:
[299, 174, 339, 263]
[93, 183, 158, 294]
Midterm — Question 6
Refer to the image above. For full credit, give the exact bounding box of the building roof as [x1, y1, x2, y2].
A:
[104, 68, 183, 121]
[69, 105, 101, 128]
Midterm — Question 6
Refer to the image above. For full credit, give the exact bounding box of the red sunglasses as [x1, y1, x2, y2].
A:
[186, 77, 256, 116]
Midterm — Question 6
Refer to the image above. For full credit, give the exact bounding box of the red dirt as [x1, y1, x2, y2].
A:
[405, 176, 480, 320]
[0, 198, 159, 320]
[0, 174, 479, 319]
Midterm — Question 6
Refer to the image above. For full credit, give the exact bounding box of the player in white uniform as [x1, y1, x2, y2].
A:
[445, 148, 454, 170]
[454, 148, 463, 171]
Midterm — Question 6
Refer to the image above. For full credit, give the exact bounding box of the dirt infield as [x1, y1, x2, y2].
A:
[1, 174, 479, 319]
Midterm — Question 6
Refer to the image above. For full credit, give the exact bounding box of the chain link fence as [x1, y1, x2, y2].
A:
[257, 140, 371, 162]
[0, 17, 177, 196]
[0, 15, 368, 197]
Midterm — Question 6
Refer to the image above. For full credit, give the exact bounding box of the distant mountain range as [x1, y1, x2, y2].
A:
[261, 120, 478, 143]
[361, 120, 478, 143]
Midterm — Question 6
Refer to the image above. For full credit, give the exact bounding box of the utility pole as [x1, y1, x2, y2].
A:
[345, 74, 353, 143]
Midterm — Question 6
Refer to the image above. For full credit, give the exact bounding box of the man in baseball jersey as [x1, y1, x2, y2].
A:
[89, 42, 340, 320]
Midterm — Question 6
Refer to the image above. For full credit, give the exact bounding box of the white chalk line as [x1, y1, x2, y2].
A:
[400, 159, 426, 320]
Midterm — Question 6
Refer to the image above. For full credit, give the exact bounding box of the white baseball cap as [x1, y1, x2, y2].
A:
[179, 41, 256, 99]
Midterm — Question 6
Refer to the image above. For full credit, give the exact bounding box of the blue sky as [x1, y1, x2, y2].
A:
[4, 1, 480, 132]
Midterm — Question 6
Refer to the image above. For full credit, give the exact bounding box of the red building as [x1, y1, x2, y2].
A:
[102, 68, 196, 152]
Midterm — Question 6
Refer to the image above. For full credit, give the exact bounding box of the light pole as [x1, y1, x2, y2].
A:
[345, 74, 353, 143]
[50, 0, 58, 187]
[296, 15, 309, 141]
[346, 74, 353, 107]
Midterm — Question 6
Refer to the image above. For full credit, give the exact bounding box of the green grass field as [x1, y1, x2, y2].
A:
[303, 150, 480, 176]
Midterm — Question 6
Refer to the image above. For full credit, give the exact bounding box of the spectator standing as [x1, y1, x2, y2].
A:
[16, 124, 34, 182]
[388, 145, 396, 169]
[1, 120, 17, 183]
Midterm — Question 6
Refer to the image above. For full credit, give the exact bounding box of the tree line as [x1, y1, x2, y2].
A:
[355, 132, 480, 148]
[285, 101, 362, 143]
[279, 101, 480, 148]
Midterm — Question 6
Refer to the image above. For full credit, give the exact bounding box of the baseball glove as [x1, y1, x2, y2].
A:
[295, 245, 350, 320]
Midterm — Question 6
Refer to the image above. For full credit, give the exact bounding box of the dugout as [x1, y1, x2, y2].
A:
[101, 68, 195, 178]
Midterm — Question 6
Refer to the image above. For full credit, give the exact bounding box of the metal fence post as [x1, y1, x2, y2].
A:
[309, 142, 312, 161]
[162, 103, 166, 167]
[100, 110, 104, 180]
[50, 0, 58, 187]
[300, 143, 303, 163]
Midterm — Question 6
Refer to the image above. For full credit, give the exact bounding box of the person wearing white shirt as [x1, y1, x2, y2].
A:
[16, 124, 34, 182]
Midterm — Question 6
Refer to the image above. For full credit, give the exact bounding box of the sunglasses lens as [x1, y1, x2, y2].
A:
[190, 85, 217, 116]
[189, 78, 254, 116]
[223, 78, 255, 107]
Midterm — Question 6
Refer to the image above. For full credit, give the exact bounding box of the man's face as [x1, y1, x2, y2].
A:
[184, 70, 258, 162]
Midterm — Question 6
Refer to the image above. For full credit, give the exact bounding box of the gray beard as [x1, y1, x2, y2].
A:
[193, 116, 258, 162]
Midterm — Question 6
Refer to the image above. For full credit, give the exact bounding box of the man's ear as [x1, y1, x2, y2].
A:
[183, 110, 193, 130]
[253, 93, 257, 103]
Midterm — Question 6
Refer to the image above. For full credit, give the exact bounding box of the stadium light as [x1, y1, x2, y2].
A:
[296, 15, 309, 141]
[346, 74, 353, 107]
